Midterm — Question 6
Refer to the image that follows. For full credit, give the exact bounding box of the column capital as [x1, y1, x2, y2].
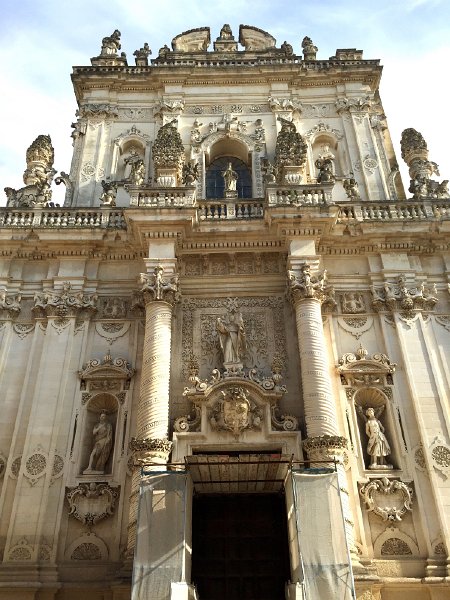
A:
[129, 437, 173, 465]
[137, 265, 180, 307]
[303, 434, 348, 462]
[287, 263, 336, 308]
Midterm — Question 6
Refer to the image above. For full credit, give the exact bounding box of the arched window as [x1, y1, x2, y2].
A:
[205, 156, 252, 199]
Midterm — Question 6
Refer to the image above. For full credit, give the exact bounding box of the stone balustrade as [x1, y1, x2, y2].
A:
[197, 200, 264, 220]
[1, 198, 449, 229]
[0, 208, 126, 228]
[338, 200, 450, 222]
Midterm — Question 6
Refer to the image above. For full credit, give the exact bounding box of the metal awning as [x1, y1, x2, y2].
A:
[185, 453, 293, 493]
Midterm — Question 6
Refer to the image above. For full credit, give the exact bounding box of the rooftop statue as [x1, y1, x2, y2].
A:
[4, 134, 56, 208]
[219, 24, 234, 40]
[101, 30, 121, 56]
[401, 128, 449, 200]
[302, 36, 318, 60]
[100, 180, 118, 206]
[133, 43, 151, 66]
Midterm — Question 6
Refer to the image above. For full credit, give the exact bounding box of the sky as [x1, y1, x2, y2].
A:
[0, 0, 449, 206]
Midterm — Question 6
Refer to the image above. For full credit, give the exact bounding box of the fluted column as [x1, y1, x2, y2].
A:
[288, 262, 363, 570]
[127, 263, 179, 556]
[288, 264, 342, 444]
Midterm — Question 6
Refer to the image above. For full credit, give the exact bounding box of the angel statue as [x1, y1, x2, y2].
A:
[356, 405, 392, 470]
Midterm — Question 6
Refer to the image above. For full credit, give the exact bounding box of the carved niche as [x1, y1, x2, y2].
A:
[77, 351, 134, 476]
[338, 346, 400, 470]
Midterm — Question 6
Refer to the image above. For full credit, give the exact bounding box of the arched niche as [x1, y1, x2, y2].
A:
[353, 387, 399, 471]
[80, 393, 118, 476]
[195, 131, 264, 199]
[110, 127, 150, 182]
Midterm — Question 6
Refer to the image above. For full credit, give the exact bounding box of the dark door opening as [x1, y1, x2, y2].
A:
[192, 493, 290, 600]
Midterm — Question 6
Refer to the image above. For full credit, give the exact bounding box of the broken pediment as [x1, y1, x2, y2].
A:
[238, 25, 276, 51]
[171, 27, 211, 52]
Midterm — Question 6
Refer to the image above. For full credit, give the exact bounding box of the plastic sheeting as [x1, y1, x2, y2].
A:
[132, 472, 192, 600]
[291, 471, 355, 600]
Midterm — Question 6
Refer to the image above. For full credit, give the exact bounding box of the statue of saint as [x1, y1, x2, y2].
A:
[84, 412, 113, 474]
[217, 306, 246, 366]
[357, 406, 392, 469]
[222, 162, 238, 192]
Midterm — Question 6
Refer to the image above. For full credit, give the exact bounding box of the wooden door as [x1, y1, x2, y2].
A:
[192, 493, 290, 600]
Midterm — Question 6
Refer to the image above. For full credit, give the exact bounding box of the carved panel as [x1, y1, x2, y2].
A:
[429, 436, 450, 478]
[66, 483, 120, 527]
[360, 478, 413, 521]
[182, 297, 286, 380]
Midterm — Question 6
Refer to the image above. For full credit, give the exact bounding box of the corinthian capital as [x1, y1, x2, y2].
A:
[287, 264, 336, 308]
[33, 282, 97, 318]
[138, 266, 180, 306]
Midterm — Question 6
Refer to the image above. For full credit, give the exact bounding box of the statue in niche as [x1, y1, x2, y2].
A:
[123, 147, 142, 180]
[84, 412, 113, 474]
[357, 405, 393, 470]
[129, 159, 145, 185]
[217, 302, 246, 368]
[222, 162, 238, 192]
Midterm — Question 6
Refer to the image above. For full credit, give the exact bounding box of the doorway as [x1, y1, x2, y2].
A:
[192, 493, 290, 600]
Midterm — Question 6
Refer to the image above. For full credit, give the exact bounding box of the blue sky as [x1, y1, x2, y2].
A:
[1, 0, 449, 205]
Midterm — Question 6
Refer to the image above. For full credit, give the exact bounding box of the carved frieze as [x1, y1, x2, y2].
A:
[371, 275, 438, 317]
[33, 282, 98, 319]
[359, 477, 413, 521]
[66, 482, 120, 527]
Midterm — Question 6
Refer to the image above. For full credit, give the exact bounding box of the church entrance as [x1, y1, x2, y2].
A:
[191, 493, 290, 600]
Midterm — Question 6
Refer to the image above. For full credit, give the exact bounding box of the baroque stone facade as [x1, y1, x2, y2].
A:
[0, 22, 449, 600]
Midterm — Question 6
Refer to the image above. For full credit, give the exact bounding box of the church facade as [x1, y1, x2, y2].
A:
[0, 23, 449, 600]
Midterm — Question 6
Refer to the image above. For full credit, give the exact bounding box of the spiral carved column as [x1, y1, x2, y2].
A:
[126, 265, 179, 556]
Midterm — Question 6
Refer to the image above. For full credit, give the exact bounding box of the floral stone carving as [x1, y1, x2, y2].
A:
[338, 344, 396, 387]
[66, 482, 120, 527]
[5, 134, 56, 208]
[210, 386, 262, 437]
[359, 477, 413, 521]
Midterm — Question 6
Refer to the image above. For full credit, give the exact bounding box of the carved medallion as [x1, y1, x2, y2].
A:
[359, 477, 413, 521]
[210, 387, 262, 437]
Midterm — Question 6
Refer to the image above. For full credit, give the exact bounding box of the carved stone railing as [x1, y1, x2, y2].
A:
[129, 188, 196, 208]
[337, 200, 450, 223]
[267, 184, 334, 207]
[0, 208, 127, 229]
[197, 200, 264, 220]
